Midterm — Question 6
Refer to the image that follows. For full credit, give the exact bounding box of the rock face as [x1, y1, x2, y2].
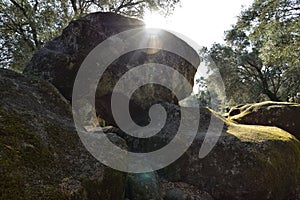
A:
[108, 102, 300, 199]
[23, 12, 200, 126]
[164, 188, 185, 200]
[3, 66, 300, 200]
[0, 69, 126, 199]
[125, 172, 161, 200]
[150, 104, 299, 200]
[229, 101, 300, 140]
[113, 103, 212, 153]
[24, 12, 144, 100]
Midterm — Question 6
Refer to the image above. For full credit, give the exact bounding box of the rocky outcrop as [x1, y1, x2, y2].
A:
[157, 105, 300, 200]
[2, 67, 299, 199]
[24, 12, 144, 100]
[105, 102, 300, 199]
[229, 101, 300, 140]
[0, 69, 126, 199]
[9, 11, 300, 199]
[23, 12, 200, 126]
[113, 103, 213, 153]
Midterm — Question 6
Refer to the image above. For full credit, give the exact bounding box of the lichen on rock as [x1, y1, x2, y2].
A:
[0, 69, 126, 199]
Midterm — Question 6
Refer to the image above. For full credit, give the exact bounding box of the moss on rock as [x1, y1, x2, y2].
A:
[229, 101, 300, 140]
[0, 69, 126, 199]
[160, 108, 300, 200]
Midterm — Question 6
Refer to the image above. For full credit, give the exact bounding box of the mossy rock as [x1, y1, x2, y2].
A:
[229, 101, 300, 140]
[159, 110, 300, 200]
[0, 69, 126, 199]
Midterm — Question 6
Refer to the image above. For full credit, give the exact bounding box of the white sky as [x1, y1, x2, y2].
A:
[144, 0, 254, 47]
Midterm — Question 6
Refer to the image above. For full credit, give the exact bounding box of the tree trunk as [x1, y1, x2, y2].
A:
[263, 89, 280, 101]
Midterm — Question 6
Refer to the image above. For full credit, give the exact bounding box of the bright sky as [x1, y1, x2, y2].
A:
[144, 0, 253, 48]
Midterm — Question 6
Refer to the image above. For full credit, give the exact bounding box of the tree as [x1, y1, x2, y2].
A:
[0, 0, 180, 71]
[0, 0, 71, 71]
[204, 0, 300, 104]
[237, 0, 300, 67]
[207, 42, 284, 103]
[195, 76, 211, 107]
[72, 0, 180, 17]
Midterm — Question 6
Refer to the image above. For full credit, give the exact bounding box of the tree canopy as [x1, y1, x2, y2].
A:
[203, 0, 300, 105]
[237, 0, 300, 67]
[0, 0, 180, 71]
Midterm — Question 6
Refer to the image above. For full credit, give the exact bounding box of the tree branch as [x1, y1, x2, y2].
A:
[9, 0, 28, 18]
[115, 0, 146, 13]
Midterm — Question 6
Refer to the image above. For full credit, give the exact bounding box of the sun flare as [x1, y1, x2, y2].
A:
[144, 11, 168, 29]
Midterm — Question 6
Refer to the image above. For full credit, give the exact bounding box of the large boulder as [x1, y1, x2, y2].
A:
[107, 102, 300, 199]
[0, 69, 126, 199]
[24, 12, 144, 100]
[229, 101, 300, 140]
[113, 103, 213, 153]
[23, 12, 200, 126]
[161, 120, 300, 200]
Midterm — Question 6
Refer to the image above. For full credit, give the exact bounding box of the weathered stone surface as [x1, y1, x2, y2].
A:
[24, 12, 144, 100]
[107, 102, 300, 199]
[229, 101, 300, 140]
[126, 172, 161, 200]
[164, 188, 185, 200]
[0, 69, 126, 199]
[144, 104, 300, 200]
[161, 180, 215, 200]
[112, 103, 212, 153]
[23, 12, 200, 126]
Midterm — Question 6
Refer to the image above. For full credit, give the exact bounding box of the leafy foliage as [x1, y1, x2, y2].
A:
[204, 0, 300, 104]
[0, 0, 180, 71]
[0, 0, 70, 71]
[83, 0, 181, 17]
[237, 0, 300, 67]
[195, 76, 211, 106]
